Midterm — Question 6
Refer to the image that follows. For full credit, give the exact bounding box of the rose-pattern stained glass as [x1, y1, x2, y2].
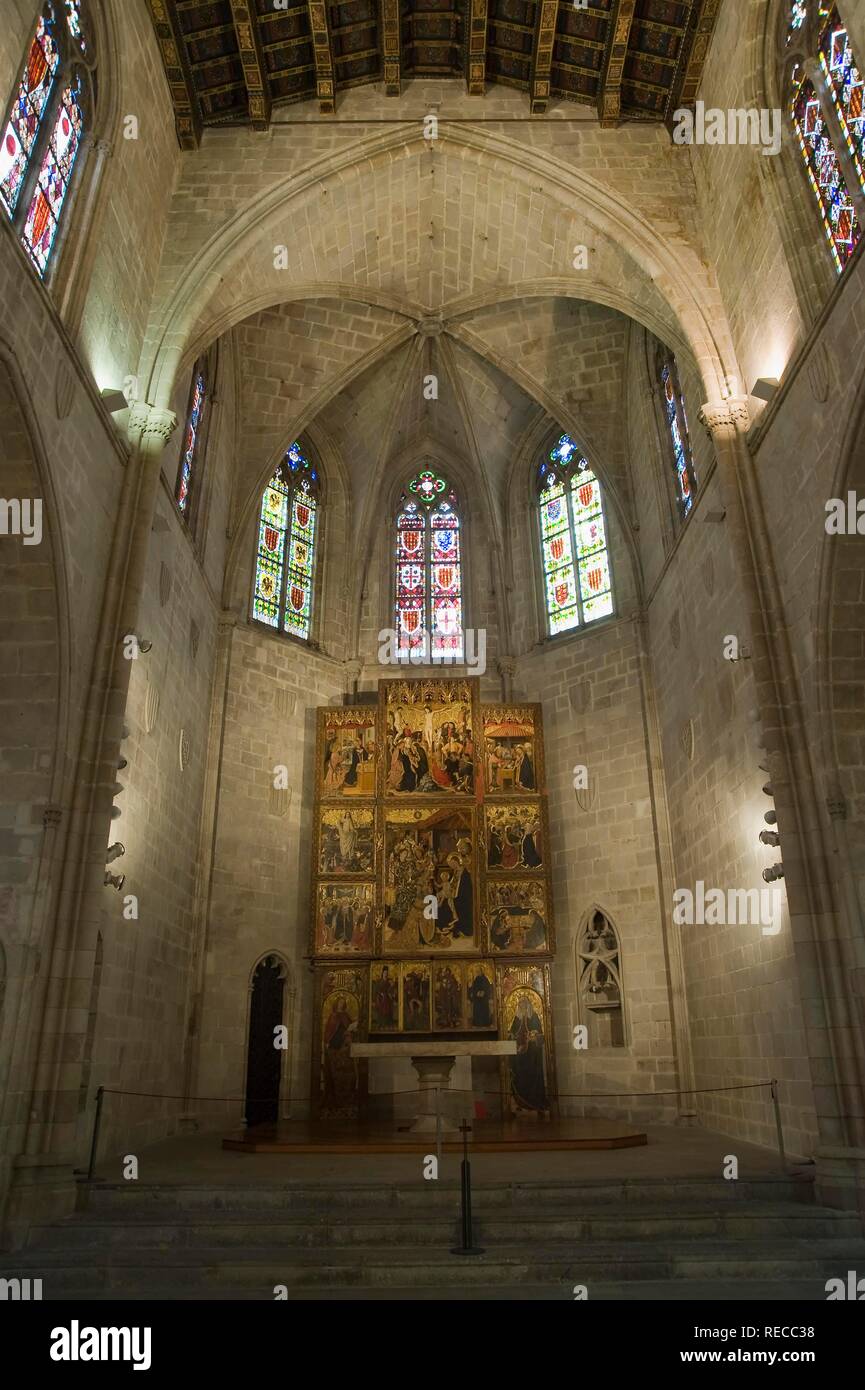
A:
[21, 79, 83, 274]
[792, 73, 861, 271]
[253, 442, 319, 640]
[819, 10, 865, 194]
[538, 436, 613, 634]
[0, 15, 60, 217]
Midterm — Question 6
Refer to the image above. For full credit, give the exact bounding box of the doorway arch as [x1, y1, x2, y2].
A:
[244, 954, 289, 1128]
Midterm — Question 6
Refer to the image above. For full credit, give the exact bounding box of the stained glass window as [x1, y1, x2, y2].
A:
[538, 435, 613, 636]
[0, 14, 60, 217]
[253, 442, 319, 642]
[21, 77, 83, 274]
[176, 367, 207, 515]
[788, 1, 808, 41]
[64, 1, 86, 51]
[659, 352, 698, 518]
[792, 71, 862, 271]
[819, 8, 865, 194]
[394, 472, 463, 660]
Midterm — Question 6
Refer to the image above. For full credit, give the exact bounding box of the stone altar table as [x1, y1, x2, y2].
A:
[350, 1040, 516, 1133]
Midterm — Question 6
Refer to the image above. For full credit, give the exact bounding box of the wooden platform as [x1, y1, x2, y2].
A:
[222, 1117, 647, 1154]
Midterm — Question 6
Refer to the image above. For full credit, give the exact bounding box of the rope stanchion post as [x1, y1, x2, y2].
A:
[452, 1119, 484, 1256]
[770, 1078, 788, 1173]
[435, 1086, 442, 1169]
[87, 1086, 104, 1181]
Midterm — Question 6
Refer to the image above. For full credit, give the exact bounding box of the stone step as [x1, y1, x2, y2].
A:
[12, 1237, 865, 1295]
[25, 1205, 862, 1251]
[81, 1175, 814, 1215]
[33, 1278, 835, 1302]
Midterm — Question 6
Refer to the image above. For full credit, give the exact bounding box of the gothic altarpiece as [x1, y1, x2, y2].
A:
[309, 678, 558, 1119]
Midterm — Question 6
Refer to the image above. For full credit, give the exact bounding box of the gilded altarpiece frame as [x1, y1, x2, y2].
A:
[308, 682, 557, 1116]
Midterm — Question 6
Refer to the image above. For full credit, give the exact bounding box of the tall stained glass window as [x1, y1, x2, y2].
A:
[0, 2, 92, 278]
[538, 435, 613, 637]
[658, 351, 698, 518]
[253, 442, 320, 642]
[175, 364, 207, 516]
[394, 469, 463, 660]
[819, 7, 865, 194]
[0, 14, 60, 217]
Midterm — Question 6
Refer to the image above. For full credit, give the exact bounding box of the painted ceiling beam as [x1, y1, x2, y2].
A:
[598, 0, 636, 128]
[307, 1, 336, 114]
[530, 0, 560, 114]
[466, 0, 489, 97]
[380, 0, 401, 96]
[145, 0, 203, 149]
[668, 0, 723, 118]
[228, 0, 272, 129]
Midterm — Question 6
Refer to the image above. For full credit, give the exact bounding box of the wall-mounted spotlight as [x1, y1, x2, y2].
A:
[762, 781, 774, 798]
[100, 387, 129, 415]
[764, 808, 777, 826]
[110, 805, 122, 820]
[117, 756, 127, 772]
[759, 830, 780, 847]
[750, 378, 780, 403]
[112, 781, 124, 797]
[106, 842, 125, 864]
[104, 871, 125, 891]
[762, 864, 785, 883]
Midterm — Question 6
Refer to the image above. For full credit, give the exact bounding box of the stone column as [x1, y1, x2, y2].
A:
[496, 657, 516, 703]
[699, 398, 865, 1210]
[4, 404, 176, 1242]
[838, 2, 865, 84]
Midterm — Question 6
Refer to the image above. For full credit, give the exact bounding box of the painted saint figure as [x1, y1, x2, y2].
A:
[509, 994, 548, 1114]
[467, 970, 493, 1028]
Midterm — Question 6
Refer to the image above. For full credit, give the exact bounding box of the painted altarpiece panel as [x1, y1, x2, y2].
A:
[481, 706, 544, 795]
[382, 677, 476, 796]
[312, 965, 368, 1118]
[497, 963, 556, 1117]
[318, 708, 378, 797]
[382, 805, 477, 953]
[316, 806, 376, 877]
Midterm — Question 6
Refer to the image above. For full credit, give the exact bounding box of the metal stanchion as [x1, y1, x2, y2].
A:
[452, 1119, 484, 1255]
[435, 1086, 442, 1170]
[87, 1086, 104, 1181]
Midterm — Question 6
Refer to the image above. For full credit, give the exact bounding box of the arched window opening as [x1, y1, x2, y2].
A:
[577, 908, 625, 1048]
[0, 1, 94, 278]
[538, 434, 613, 637]
[394, 469, 463, 661]
[175, 360, 207, 518]
[657, 350, 698, 519]
[253, 441, 320, 641]
[789, 4, 863, 273]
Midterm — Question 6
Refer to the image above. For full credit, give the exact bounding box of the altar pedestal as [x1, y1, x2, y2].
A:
[351, 1041, 517, 1133]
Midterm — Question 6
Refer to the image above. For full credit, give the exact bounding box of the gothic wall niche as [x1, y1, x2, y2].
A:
[576, 906, 626, 1049]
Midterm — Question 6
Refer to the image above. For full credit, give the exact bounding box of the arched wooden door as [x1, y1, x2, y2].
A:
[244, 956, 286, 1128]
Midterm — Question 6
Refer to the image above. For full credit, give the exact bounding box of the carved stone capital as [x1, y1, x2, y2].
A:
[827, 795, 847, 821]
[417, 315, 444, 338]
[127, 403, 178, 453]
[43, 804, 62, 829]
[496, 657, 517, 678]
[217, 609, 238, 637]
[699, 398, 751, 438]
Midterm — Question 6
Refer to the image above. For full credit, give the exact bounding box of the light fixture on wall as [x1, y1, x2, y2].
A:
[117, 756, 127, 771]
[104, 871, 125, 891]
[106, 842, 125, 863]
[759, 829, 780, 846]
[762, 864, 784, 883]
[750, 377, 780, 403]
[100, 387, 129, 415]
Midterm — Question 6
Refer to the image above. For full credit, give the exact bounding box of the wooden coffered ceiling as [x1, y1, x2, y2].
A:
[145, 0, 721, 146]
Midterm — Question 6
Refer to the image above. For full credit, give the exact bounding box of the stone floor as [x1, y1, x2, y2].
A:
[93, 1122, 804, 1186]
